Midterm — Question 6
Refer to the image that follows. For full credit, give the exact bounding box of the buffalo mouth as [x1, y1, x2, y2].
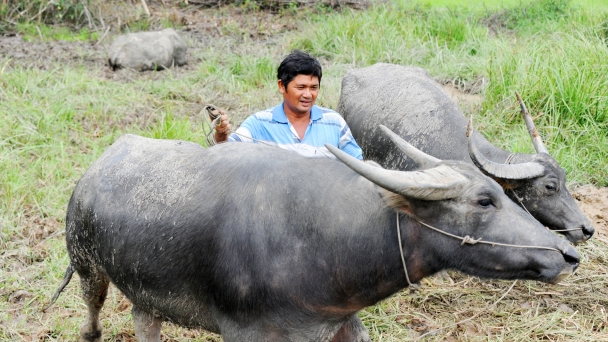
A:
[545, 267, 576, 285]
[536, 261, 577, 284]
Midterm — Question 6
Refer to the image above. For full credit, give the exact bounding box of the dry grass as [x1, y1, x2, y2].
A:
[360, 237, 608, 341]
[3, 222, 607, 341]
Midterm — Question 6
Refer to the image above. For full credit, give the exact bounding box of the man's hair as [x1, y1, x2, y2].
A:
[277, 50, 322, 89]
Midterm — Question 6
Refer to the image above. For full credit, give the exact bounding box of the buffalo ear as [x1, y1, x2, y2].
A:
[491, 176, 523, 192]
[379, 187, 415, 217]
[365, 160, 414, 212]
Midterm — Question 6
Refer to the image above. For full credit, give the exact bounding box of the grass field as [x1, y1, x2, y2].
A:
[1, 0, 608, 340]
[416, 0, 608, 11]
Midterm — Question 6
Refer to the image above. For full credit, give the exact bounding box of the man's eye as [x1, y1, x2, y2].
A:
[478, 199, 493, 208]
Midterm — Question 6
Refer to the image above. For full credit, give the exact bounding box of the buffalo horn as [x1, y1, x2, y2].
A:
[379, 125, 440, 169]
[467, 117, 545, 180]
[326, 144, 468, 200]
[516, 91, 549, 154]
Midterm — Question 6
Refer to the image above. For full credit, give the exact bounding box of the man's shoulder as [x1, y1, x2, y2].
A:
[314, 105, 339, 115]
[313, 105, 346, 124]
[248, 107, 275, 121]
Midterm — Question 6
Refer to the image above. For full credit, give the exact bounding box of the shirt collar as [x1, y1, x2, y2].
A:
[272, 102, 323, 123]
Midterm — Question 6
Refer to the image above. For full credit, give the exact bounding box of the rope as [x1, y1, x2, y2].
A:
[394, 211, 564, 286]
[503, 155, 582, 233]
[507, 187, 533, 216]
[412, 217, 561, 252]
[396, 213, 413, 287]
[548, 227, 585, 232]
[201, 104, 223, 146]
[507, 188, 583, 233]
[202, 104, 286, 148]
[504, 153, 516, 164]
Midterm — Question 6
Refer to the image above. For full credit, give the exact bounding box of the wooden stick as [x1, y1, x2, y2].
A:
[515, 91, 548, 154]
[95, 25, 111, 47]
[140, 0, 151, 17]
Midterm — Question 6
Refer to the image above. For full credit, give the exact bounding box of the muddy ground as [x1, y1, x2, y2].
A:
[2, 4, 608, 340]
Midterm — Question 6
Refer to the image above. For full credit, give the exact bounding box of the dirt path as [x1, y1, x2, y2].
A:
[572, 185, 608, 243]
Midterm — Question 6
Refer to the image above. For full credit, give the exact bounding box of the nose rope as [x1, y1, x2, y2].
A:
[396, 212, 563, 287]
[396, 213, 413, 287]
[503, 156, 582, 233]
[507, 188, 583, 233]
[507, 187, 533, 216]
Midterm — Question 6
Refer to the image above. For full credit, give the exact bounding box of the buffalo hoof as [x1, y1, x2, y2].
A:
[79, 326, 102, 342]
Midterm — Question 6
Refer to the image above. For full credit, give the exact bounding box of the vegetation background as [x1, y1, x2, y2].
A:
[1, 0, 607, 340]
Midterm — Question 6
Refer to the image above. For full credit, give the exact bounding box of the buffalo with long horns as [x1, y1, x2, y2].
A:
[48, 131, 579, 341]
[339, 63, 594, 243]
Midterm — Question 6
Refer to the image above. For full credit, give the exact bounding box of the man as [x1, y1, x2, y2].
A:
[212, 50, 363, 160]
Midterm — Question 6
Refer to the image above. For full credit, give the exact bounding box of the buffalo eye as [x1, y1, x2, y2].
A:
[478, 198, 493, 208]
[545, 184, 557, 191]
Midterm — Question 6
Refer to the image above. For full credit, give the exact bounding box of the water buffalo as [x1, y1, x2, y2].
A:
[339, 63, 594, 243]
[48, 132, 579, 341]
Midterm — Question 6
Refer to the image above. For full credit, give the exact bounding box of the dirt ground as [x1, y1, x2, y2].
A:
[0, 5, 294, 78]
[571, 185, 608, 243]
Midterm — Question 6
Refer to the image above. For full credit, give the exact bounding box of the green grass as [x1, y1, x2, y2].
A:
[417, 0, 608, 11]
[14, 23, 99, 41]
[1, 0, 608, 341]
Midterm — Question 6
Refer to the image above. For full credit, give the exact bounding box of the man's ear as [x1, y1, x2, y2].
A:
[278, 79, 286, 94]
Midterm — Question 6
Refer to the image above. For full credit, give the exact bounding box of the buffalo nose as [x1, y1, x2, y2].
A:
[562, 245, 580, 270]
[582, 224, 595, 241]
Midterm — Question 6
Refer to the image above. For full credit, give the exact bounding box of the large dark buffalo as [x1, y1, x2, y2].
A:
[339, 63, 594, 243]
[49, 132, 579, 341]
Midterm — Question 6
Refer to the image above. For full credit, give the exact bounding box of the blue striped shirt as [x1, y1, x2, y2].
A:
[228, 103, 363, 160]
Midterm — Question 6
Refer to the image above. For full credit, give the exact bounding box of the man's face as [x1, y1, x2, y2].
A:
[278, 74, 320, 116]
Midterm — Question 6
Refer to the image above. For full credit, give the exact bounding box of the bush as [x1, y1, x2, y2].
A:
[1, 0, 90, 27]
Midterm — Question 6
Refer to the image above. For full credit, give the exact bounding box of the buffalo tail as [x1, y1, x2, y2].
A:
[42, 264, 74, 312]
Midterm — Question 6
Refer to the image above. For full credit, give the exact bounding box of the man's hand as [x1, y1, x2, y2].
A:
[210, 110, 231, 143]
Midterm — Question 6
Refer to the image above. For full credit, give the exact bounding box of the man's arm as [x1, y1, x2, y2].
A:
[338, 121, 363, 160]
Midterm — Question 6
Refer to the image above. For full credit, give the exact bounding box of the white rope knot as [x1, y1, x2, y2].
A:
[461, 235, 482, 245]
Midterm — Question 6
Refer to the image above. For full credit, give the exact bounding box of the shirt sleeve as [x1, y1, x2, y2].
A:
[338, 121, 364, 160]
[228, 115, 258, 143]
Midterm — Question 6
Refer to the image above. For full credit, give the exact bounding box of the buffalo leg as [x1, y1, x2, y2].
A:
[133, 305, 162, 342]
[77, 268, 110, 342]
[331, 315, 371, 342]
